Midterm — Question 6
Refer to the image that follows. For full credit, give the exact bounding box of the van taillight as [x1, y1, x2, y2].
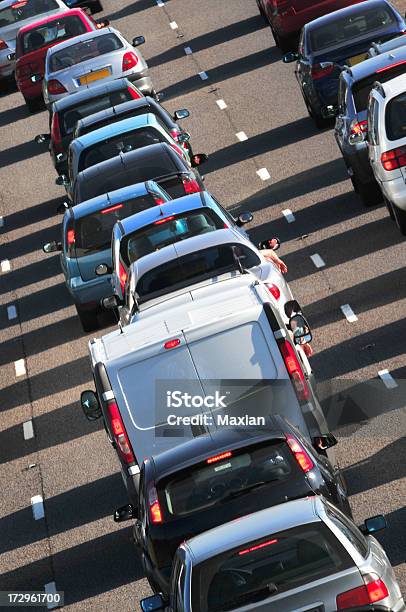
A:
[106, 399, 135, 464]
[336, 578, 388, 609]
[286, 434, 314, 472]
[148, 486, 163, 524]
[119, 261, 127, 293]
[381, 145, 406, 171]
[51, 111, 63, 153]
[182, 175, 201, 194]
[277, 339, 310, 402]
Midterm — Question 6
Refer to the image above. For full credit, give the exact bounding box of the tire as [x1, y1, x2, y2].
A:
[272, 28, 292, 53]
[351, 174, 382, 206]
[24, 96, 41, 113]
[75, 304, 99, 332]
[392, 203, 406, 236]
[303, 93, 328, 129]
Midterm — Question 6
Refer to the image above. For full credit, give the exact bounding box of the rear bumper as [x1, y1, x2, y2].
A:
[381, 176, 406, 210]
[66, 274, 113, 307]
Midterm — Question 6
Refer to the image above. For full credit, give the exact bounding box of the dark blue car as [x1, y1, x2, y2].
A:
[284, 0, 406, 127]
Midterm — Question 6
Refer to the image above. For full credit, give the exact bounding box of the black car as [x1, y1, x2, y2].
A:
[34, 78, 143, 175]
[71, 142, 207, 206]
[114, 415, 349, 595]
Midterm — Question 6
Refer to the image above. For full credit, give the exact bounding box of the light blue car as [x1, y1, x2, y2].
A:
[42, 180, 171, 331]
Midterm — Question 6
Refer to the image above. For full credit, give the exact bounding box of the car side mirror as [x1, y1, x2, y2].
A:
[43, 241, 62, 253]
[56, 201, 69, 214]
[101, 295, 120, 309]
[259, 238, 280, 251]
[95, 263, 112, 276]
[289, 313, 312, 345]
[236, 211, 253, 226]
[113, 504, 138, 522]
[96, 17, 109, 27]
[31, 74, 42, 83]
[55, 174, 68, 186]
[191, 152, 208, 167]
[140, 594, 166, 612]
[80, 390, 102, 421]
[360, 515, 387, 535]
[35, 133, 51, 144]
[7, 52, 15, 61]
[313, 433, 337, 451]
[132, 35, 145, 47]
[283, 52, 298, 63]
[174, 108, 190, 120]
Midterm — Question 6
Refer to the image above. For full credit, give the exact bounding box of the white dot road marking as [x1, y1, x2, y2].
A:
[198, 71, 208, 80]
[156, 0, 164, 5]
[169, 21, 178, 29]
[340, 304, 358, 323]
[0, 216, 4, 228]
[310, 254, 326, 268]
[31, 495, 45, 520]
[1, 259, 10, 272]
[44, 582, 59, 610]
[236, 131, 248, 141]
[256, 168, 270, 181]
[282, 209, 295, 223]
[184, 46, 192, 55]
[14, 359, 26, 377]
[7, 305, 17, 320]
[378, 369, 398, 389]
[23, 420, 34, 440]
[216, 99, 227, 110]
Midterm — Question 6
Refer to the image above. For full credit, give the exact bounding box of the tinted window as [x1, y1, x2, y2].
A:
[353, 63, 406, 112]
[73, 194, 158, 257]
[0, 0, 59, 26]
[50, 32, 123, 72]
[385, 91, 406, 140]
[76, 103, 152, 136]
[310, 7, 396, 52]
[192, 523, 353, 611]
[325, 502, 368, 558]
[61, 90, 134, 135]
[20, 15, 87, 55]
[121, 209, 224, 266]
[78, 127, 166, 172]
[136, 244, 261, 301]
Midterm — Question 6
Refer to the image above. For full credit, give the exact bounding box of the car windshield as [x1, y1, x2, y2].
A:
[385, 91, 406, 140]
[0, 0, 59, 26]
[78, 127, 166, 172]
[120, 209, 224, 265]
[73, 194, 159, 257]
[310, 7, 396, 52]
[20, 15, 87, 56]
[61, 89, 135, 135]
[352, 63, 406, 112]
[135, 243, 261, 301]
[49, 32, 123, 72]
[192, 523, 353, 611]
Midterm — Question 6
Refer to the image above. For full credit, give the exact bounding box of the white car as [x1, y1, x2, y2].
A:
[367, 72, 406, 234]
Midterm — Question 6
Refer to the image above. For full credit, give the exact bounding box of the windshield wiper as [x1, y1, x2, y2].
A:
[214, 583, 278, 611]
[219, 480, 268, 503]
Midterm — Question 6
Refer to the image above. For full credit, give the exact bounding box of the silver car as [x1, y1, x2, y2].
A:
[0, 0, 67, 85]
[140, 496, 405, 612]
[43, 26, 152, 107]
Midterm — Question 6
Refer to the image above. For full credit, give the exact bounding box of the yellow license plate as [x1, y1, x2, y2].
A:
[347, 52, 368, 67]
[79, 67, 110, 85]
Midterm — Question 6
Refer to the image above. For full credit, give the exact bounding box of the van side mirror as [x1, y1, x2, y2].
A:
[140, 594, 166, 612]
[113, 504, 138, 522]
[174, 108, 190, 120]
[132, 35, 145, 47]
[360, 515, 387, 535]
[259, 237, 280, 251]
[43, 241, 62, 253]
[236, 211, 253, 226]
[80, 390, 102, 421]
[283, 52, 298, 63]
[191, 153, 208, 167]
[35, 133, 51, 144]
[289, 313, 312, 345]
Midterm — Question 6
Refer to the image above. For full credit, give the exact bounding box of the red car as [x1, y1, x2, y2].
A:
[256, 0, 364, 51]
[15, 8, 107, 111]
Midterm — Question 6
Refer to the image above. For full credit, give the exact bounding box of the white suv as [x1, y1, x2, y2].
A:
[367, 73, 406, 235]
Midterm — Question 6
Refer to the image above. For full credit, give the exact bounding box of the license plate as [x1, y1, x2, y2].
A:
[79, 67, 110, 85]
[346, 52, 368, 66]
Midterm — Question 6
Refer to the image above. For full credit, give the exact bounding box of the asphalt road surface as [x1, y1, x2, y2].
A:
[0, 0, 405, 609]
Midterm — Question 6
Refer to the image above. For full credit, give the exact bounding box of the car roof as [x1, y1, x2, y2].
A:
[347, 45, 406, 81]
[70, 180, 153, 218]
[185, 497, 321, 564]
[77, 96, 156, 128]
[149, 416, 286, 479]
[379, 71, 406, 97]
[17, 8, 88, 33]
[52, 77, 133, 111]
[71, 112, 161, 149]
[47, 24, 119, 55]
[305, 0, 391, 30]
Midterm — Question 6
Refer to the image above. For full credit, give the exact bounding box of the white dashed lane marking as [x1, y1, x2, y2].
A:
[23, 420, 34, 440]
[0, 216, 4, 228]
[282, 209, 295, 223]
[184, 46, 192, 55]
[310, 254, 326, 268]
[340, 304, 358, 323]
[44, 582, 59, 610]
[156, 0, 164, 6]
[256, 168, 270, 181]
[378, 369, 398, 389]
[14, 359, 26, 377]
[7, 305, 17, 320]
[1, 259, 11, 272]
[31, 495, 45, 520]
[236, 131, 248, 141]
[198, 71, 208, 80]
[169, 21, 178, 29]
[216, 99, 227, 110]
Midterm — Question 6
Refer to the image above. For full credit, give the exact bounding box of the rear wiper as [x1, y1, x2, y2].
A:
[219, 480, 268, 503]
[214, 583, 278, 612]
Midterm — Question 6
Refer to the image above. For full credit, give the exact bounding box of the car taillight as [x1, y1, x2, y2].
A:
[350, 119, 368, 136]
[182, 175, 201, 194]
[106, 399, 135, 464]
[119, 260, 127, 293]
[122, 51, 138, 71]
[311, 62, 334, 80]
[286, 434, 314, 472]
[277, 339, 310, 402]
[336, 578, 389, 609]
[66, 222, 75, 257]
[127, 85, 143, 100]
[206, 451, 232, 464]
[381, 145, 406, 171]
[0, 39, 8, 51]
[51, 111, 63, 154]
[148, 486, 163, 524]
[266, 284, 280, 300]
[47, 79, 67, 95]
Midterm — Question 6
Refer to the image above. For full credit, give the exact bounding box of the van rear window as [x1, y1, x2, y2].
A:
[385, 91, 406, 140]
[352, 62, 406, 112]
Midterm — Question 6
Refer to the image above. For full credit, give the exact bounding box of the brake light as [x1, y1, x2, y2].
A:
[277, 339, 310, 402]
[148, 486, 163, 524]
[154, 215, 175, 225]
[101, 203, 123, 214]
[266, 284, 280, 300]
[106, 399, 135, 464]
[12, 1, 27, 7]
[122, 51, 138, 71]
[206, 451, 232, 464]
[311, 62, 334, 80]
[119, 260, 127, 293]
[0, 39, 8, 51]
[164, 338, 180, 349]
[286, 434, 314, 472]
[350, 119, 367, 136]
[66, 221, 75, 257]
[238, 539, 278, 556]
[336, 578, 388, 609]
[153, 197, 165, 205]
[127, 85, 143, 100]
[47, 79, 67, 95]
[67, 229, 75, 245]
[381, 145, 406, 171]
[182, 175, 201, 194]
[376, 59, 406, 73]
[51, 111, 63, 153]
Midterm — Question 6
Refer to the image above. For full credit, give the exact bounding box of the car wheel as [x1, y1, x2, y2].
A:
[273, 28, 292, 53]
[75, 304, 99, 332]
[24, 96, 41, 113]
[351, 174, 382, 206]
[392, 203, 406, 236]
[303, 94, 327, 129]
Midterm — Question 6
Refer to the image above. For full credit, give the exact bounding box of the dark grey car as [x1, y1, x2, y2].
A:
[334, 46, 406, 205]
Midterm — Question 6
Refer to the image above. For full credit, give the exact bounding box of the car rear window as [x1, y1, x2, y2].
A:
[192, 523, 353, 611]
[76, 103, 152, 137]
[78, 127, 166, 172]
[60, 90, 135, 135]
[385, 91, 406, 140]
[73, 194, 159, 257]
[19, 15, 87, 56]
[120, 209, 224, 266]
[136, 244, 261, 301]
[352, 62, 406, 112]
[0, 0, 59, 26]
[49, 32, 123, 72]
[310, 7, 396, 52]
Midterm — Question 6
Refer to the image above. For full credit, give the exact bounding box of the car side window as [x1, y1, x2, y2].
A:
[325, 503, 368, 558]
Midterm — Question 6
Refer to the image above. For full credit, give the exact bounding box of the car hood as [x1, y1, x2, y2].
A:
[0, 9, 64, 44]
